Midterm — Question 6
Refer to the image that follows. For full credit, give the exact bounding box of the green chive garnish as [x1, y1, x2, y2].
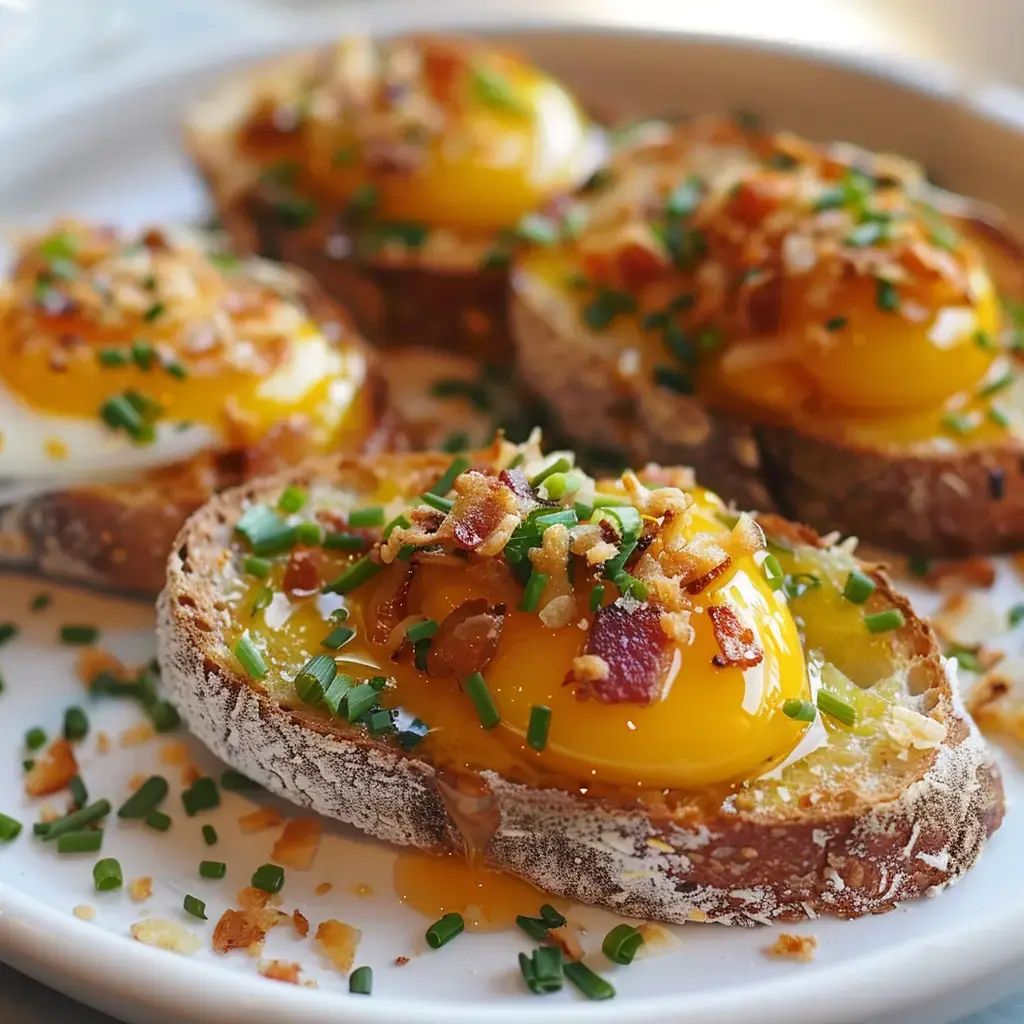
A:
[69, 775, 88, 808]
[251, 586, 273, 615]
[183, 894, 207, 920]
[343, 682, 377, 722]
[323, 531, 368, 551]
[349, 965, 373, 995]
[978, 372, 1014, 399]
[941, 411, 975, 436]
[653, 365, 694, 393]
[762, 554, 785, 591]
[516, 213, 560, 246]
[602, 924, 644, 965]
[875, 279, 900, 313]
[529, 457, 571, 489]
[516, 915, 549, 942]
[40, 799, 111, 840]
[323, 673, 354, 717]
[425, 912, 465, 949]
[234, 630, 267, 680]
[534, 509, 577, 528]
[563, 961, 615, 1001]
[321, 624, 355, 650]
[143, 301, 165, 323]
[57, 830, 103, 854]
[295, 521, 322, 546]
[472, 65, 530, 116]
[278, 485, 307, 514]
[24, 727, 47, 751]
[117, 775, 169, 819]
[295, 654, 337, 707]
[348, 506, 384, 528]
[817, 690, 857, 726]
[782, 699, 817, 722]
[864, 608, 906, 634]
[30, 592, 51, 612]
[0, 622, 18, 646]
[527, 706, 552, 752]
[251, 863, 285, 894]
[406, 620, 439, 644]
[182, 777, 219, 817]
[221, 770, 258, 792]
[97, 347, 128, 366]
[1009, 604, 1024, 628]
[519, 946, 564, 994]
[589, 584, 606, 612]
[130, 340, 155, 370]
[202, 824, 218, 846]
[145, 810, 171, 832]
[93, 857, 123, 891]
[842, 569, 876, 605]
[164, 361, 188, 380]
[148, 700, 180, 734]
[989, 406, 1011, 429]
[824, 316, 847, 332]
[519, 571, 549, 613]
[464, 672, 500, 729]
[420, 492, 453, 513]
[322, 556, 384, 595]
[200, 860, 226, 879]
[244, 555, 272, 578]
[234, 506, 297, 556]
[0, 813, 23, 842]
[62, 707, 89, 743]
[60, 624, 98, 645]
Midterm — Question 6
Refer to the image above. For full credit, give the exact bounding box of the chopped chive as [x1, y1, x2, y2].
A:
[864, 608, 906, 634]
[782, 699, 817, 722]
[234, 505, 297, 556]
[989, 406, 1012, 429]
[277, 485, 307, 514]
[762, 554, 785, 591]
[319, 623, 355, 654]
[322, 556, 384, 595]
[0, 813, 23, 842]
[93, 857, 123, 891]
[978, 372, 1014, 399]
[520, 946, 564, 994]
[145, 810, 171, 832]
[941, 411, 975, 436]
[540, 472, 579, 500]
[25, 727, 47, 751]
[430, 380, 491, 411]
[348, 506, 384, 528]
[425, 912, 464, 949]
[323, 673, 354, 717]
[40, 799, 111, 840]
[30, 592, 51, 612]
[130, 340, 155, 370]
[602, 923, 644, 965]
[202, 824, 218, 846]
[480, 248, 511, 271]
[563, 961, 615, 1001]
[817, 689, 857, 726]
[97, 347, 128, 367]
[244, 555, 272, 578]
[251, 586, 274, 614]
[199, 859, 226, 879]
[406, 619, 439, 644]
[519, 571, 549, 613]
[69, 775, 88, 808]
[60, 624, 98, 646]
[516, 915, 549, 942]
[398, 718, 430, 751]
[295, 654, 337, 707]
[473, 64, 530, 116]
[947, 644, 982, 674]
[464, 672, 500, 729]
[117, 775, 169, 819]
[824, 316, 847, 332]
[908, 553, 931, 577]
[366, 708, 394, 736]
[653, 365, 694, 393]
[182, 777, 219, 817]
[529, 456, 572, 488]
[234, 630, 267, 680]
[148, 700, 181, 734]
[183, 894, 207, 920]
[221, 770, 258, 792]
[251, 863, 284, 894]
[143, 301, 165, 323]
[527, 705, 552, 751]
[589, 584, 605, 613]
[323, 531, 369, 551]
[573, 501, 594, 523]
[58, 830, 103, 854]
[534, 509, 578, 528]
[420, 492, 453, 513]
[842, 569, 876, 605]
[349, 965, 373, 995]
[539, 904, 566, 927]
[875, 279, 900, 313]
[295, 521, 322, 546]
[164, 361, 188, 380]
[0, 622, 17, 646]
[516, 212, 560, 246]
[343, 682, 377, 722]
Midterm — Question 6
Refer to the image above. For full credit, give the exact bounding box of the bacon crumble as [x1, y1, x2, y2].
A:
[708, 604, 764, 669]
[427, 599, 505, 679]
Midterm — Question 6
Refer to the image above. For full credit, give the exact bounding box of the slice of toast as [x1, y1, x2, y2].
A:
[157, 444, 1003, 925]
[510, 117, 1024, 557]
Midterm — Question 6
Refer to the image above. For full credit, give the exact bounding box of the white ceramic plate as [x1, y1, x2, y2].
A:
[3, 13, 1024, 1024]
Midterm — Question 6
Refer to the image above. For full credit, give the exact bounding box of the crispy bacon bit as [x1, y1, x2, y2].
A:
[260, 960, 302, 984]
[316, 919, 362, 974]
[238, 885, 274, 911]
[239, 807, 285, 834]
[708, 605, 764, 669]
[684, 556, 733, 595]
[283, 549, 320, 597]
[292, 909, 310, 938]
[764, 933, 817, 963]
[24, 739, 78, 797]
[547, 924, 585, 962]
[120, 723, 155, 747]
[567, 602, 673, 705]
[159, 740, 190, 766]
[427, 599, 505, 678]
[451, 472, 518, 553]
[213, 904, 286, 956]
[395, 955, 410, 966]
[369, 564, 416, 645]
[271, 818, 322, 871]
[498, 466, 536, 504]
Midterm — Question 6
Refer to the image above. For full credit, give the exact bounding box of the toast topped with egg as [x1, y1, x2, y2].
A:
[157, 436, 1003, 924]
[184, 34, 604, 363]
[511, 116, 1024, 556]
[0, 219, 392, 595]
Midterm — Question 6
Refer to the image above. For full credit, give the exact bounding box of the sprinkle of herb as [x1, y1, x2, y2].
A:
[97, 347, 128, 367]
[57, 830, 103, 854]
[183, 894, 207, 920]
[366, 708, 394, 736]
[875, 279, 900, 313]
[322, 531, 368, 551]
[234, 505, 297, 556]
[441, 431, 470, 453]
[516, 212, 560, 246]
[653, 365, 694, 394]
[199, 860, 226, 880]
[244, 555, 272, 578]
[69, 775, 88, 808]
[534, 509, 578, 528]
[602, 923, 644, 965]
[429, 456, 473, 497]
[976, 329, 998, 352]
[519, 946, 564, 995]
[348, 183, 379, 217]
[202, 824, 218, 846]
[93, 858, 123, 891]
[464, 672, 500, 729]
[295, 654, 338, 707]
[164, 361, 188, 380]
[989, 406, 1011, 429]
[816, 689, 857, 727]
[519, 570, 549, 613]
[274, 195, 318, 228]
[908, 553, 932, 577]
[825, 316, 848, 332]
[130, 339, 155, 371]
[349, 965, 373, 996]
[24, 727, 46, 751]
[41, 799, 112, 841]
[60, 624, 99, 646]
[761, 554, 785, 591]
[406, 620, 439, 645]
[941, 411, 975, 436]
[343, 681, 378, 722]
[472, 65, 530, 116]
[697, 327, 723, 352]
[145, 811, 171, 832]
[425, 912, 465, 949]
[278, 485, 307, 514]
[143, 301, 165, 324]
[220, 770, 258, 793]
[782, 698, 817, 722]
[234, 630, 267, 680]
[589, 584, 606, 612]
[322, 623, 356, 650]
[527, 705, 551, 752]
[864, 608, 906, 634]
[845, 221, 886, 247]
[251, 863, 285, 894]
[0, 622, 17, 647]
[396, 718, 429, 752]
[118, 775, 169, 819]
[182, 777, 220, 817]
[582, 288, 637, 331]
[978, 372, 1014, 399]
[563, 961, 615, 1001]
[0, 814, 23, 842]
[842, 569, 876, 605]
[323, 556, 385, 595]
[348, 506, 384, 528]
[1009, 604, 1024, 628]
[530, 456, 571, 489]
[783, 572, 821, 600]
[516, 915, 549, 942]
[420, 492, 453, 514]
[665, 175, 703, 218]
[61, 706, 88, 742]
[30, 592, 51, 612]
[947, 644, 981, 674]
[40, 231, 78, 261]
[540, 472, 579, 501]
[149, 699, 181, 734]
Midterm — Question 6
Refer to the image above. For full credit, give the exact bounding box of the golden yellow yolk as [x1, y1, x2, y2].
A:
[233, 500, 809, 791]
[303, 54, 594, 230]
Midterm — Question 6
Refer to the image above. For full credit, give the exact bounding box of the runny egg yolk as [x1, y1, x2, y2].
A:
[302, 48, 596, 230]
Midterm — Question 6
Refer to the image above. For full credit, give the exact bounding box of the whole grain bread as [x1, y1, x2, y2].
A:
[157, 449, 1004, 925]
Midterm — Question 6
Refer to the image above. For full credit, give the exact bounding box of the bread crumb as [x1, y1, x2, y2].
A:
[315, 882, 333, 896]
[315, 919, 362, 974]
[120, 722, 156, 747]
[635, 921, 683, 958]
[347, 882, 373, 898]
[128, 877, 153, 902]
[571, 654, 609, 683]
[885, 706, 946, 750]
[238, 807, 285, 834]
[764, 933, 817, 963]
[39, 804, 61, 823]
[180, 763, 201, 786]
[24, 739, 78, 797]
[73, 904, 95, 921]
[547, 924, 584, 962]
[271, 818, 322, 870]
[292, 909, 310, 938]
[95, 731, 111, 755]
[131, 918, 202, 956]
[395, 955, 410, 966]
[237, 886, 274, 910]
[259, 959, 302, 984]
[159, 740, 190, 766]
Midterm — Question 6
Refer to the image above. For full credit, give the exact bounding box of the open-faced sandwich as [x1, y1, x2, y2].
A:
[511, 115, 1024, 556]
[158, 435, 1003, 924]
[0, 219, 391, 595]
[184, 34, 604, 361]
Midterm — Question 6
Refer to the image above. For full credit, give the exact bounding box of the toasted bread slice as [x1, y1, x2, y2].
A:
[510, 117, 1024, 557]
[0, 222, 395, 595]
[183, 37, 602, 363]
[157, 442, 1003, 924]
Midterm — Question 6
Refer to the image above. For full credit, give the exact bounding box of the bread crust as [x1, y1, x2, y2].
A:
[157, 452, 1004, 925]
[510, 270, 1024, 557]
